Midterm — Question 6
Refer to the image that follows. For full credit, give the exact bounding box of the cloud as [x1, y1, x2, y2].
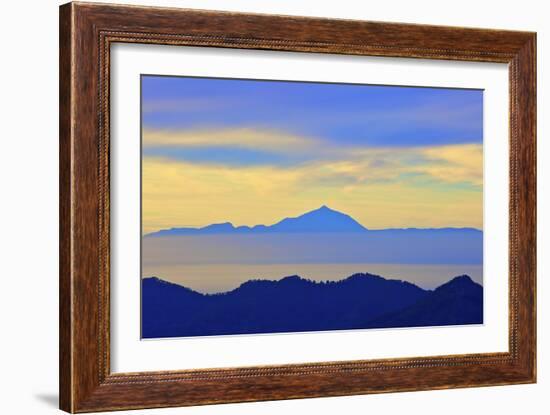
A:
[417, 144, 483, 186]
[140, 128, 482, 233]
[141, 142, 483, 233]
[143, 128, 320, 155]
[306, 143, 483, 188]
[143, 128, 482, 183]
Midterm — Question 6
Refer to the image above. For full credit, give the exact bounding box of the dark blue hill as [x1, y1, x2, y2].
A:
[367, 275, 483, 328]
[141, 273, 482, 338]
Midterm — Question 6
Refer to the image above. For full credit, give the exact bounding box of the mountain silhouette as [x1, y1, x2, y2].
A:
[271, 205, 367, 232]
[367, 275, 483, 328]
[141, 273, 483, 339]
[145, 205, 482, 237]
[146, 205, 368, 236]
[143, 206, 483, 264]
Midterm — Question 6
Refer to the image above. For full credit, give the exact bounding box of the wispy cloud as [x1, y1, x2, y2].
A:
[143, 127, 482, 187]
[142, 141, 483, 233]
[143, 128, 320, 155]
[418, 144, 483, 186]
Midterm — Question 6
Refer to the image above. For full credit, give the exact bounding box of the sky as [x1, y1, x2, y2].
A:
[141, 75, 483, 234]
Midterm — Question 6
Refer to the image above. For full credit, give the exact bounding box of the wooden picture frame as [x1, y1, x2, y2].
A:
[59, 2, 536, 412]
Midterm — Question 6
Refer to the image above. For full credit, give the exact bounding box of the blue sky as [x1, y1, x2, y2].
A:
[142, 76, 482, 150]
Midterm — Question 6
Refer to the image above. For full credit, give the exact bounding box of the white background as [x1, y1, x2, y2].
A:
[111, 44, 509, 372]
[0, 0, 547, 414]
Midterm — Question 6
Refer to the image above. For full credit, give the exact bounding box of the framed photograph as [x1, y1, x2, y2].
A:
[59, 2, 536, 412]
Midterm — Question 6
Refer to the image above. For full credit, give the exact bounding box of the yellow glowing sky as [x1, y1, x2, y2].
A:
[142, 127, 482, 234]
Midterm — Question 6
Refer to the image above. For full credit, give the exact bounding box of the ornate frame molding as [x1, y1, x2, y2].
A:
[60, 2, 536, 412]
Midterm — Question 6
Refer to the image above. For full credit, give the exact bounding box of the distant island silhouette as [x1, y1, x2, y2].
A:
[145, 205, 482, 236]
[142, 273, 483, 339]
[143, 206, 483, 265]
